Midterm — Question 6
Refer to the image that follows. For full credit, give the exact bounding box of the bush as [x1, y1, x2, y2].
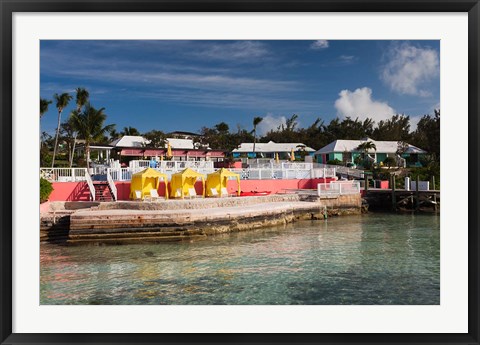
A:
[326, 159, 342, 165]
[383, 156, 396, 168]
[40, 178, 53, 203]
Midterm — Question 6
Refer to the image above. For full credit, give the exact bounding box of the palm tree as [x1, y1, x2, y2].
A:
[40, 99, 52, 118]
[121, 126, 141, 136]
[69, 103, 115, 169]
[75, 88, 90, 111]
[252, 116, 263, 156]
[356, 141, 377, 164]
[70, 88, 90, 167]
[51, 93, 72, 168]
[40, 99, 52, 149]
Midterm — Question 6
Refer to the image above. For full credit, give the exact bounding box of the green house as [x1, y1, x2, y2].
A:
[314, 138, 427, 167]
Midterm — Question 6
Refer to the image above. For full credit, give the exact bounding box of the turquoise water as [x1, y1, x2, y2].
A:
[40, 213, 440, 305]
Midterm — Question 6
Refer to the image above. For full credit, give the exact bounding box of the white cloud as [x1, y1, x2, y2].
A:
[339, 55, 356, 64]
[310, 40, 329, 50]
[381, 42, 439, 96]
[193, 41, 269, 61]
[256, 114, 287, 135]
[334, 87, 396, 123]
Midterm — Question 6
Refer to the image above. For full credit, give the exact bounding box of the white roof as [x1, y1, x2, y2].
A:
[232, 141, 315, 153]
[165, 138, 194, 149]
[314, 138, 426, 155]
[110, 135, 150, 147]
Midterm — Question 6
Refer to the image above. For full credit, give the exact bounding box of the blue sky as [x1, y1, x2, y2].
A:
[40, 40, 440, 136]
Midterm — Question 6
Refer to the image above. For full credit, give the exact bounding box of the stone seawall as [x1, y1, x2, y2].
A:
[41, 194, 362, 245]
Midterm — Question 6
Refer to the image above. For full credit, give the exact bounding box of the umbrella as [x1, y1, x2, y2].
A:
[275, 152, 279, 164]
[290, 148, 295, 161]
[167, 141, 172, 158]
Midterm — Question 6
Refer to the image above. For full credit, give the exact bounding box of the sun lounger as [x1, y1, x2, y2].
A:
[134, 190, 143, 201]
[221, 187, 230, 197]
[188, 188, 197, 198]
[150, 189, 161, 202]
[210, 188, 219, 197]
[175, 188, 183, 198]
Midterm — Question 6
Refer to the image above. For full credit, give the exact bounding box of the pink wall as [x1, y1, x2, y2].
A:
[227, 178, 335, 194]
[379, 180, 389, 189]
[49, 178, 337, 201]
[49, 182, 91, 201]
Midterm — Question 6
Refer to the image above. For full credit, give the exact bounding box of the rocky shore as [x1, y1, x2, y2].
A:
[40, 194, 362, 245]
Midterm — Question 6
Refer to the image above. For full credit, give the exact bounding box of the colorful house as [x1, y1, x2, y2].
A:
[109, 135, 226, 162]
[232, 141, 315, 160]
[314, 138, 427, 167]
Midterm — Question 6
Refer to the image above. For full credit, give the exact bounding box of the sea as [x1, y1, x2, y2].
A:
[40, 213, 440, 305]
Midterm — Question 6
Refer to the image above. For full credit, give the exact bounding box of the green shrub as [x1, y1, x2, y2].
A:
[383, 156, 396, 168]
[40, 178, 53, 203]
[326, 159, 342, 165]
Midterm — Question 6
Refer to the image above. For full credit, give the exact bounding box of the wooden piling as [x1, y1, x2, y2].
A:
[415, 175, 420, 211]
[432, 176, 438, 212]
[391, 175, 396, 211]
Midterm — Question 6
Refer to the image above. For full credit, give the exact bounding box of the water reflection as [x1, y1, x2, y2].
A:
[40, 213, 440, 305]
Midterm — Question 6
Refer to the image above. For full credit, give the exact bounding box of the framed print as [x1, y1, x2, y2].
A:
[1, 1, 479, 344]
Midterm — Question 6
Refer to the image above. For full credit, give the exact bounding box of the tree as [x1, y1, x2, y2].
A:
[121, 126, 141, 136]
[70, 88, 90, 167]
[372, 114, 411, 142]
[215, 122, 229, 134]
[252, 116, 263, 155]
[40, 99, 52, 118]
[60, 120, 76, 166]
[108, 128, 121, 141]
[411, 109, 440, 161]
[383, 156, 396, 168]
[75, 88, 90, 111]
[69, 103, 115, 169]
[143, 130, 166, 148]
[356, 141, 377, 164]
[51, 93, 73, 168]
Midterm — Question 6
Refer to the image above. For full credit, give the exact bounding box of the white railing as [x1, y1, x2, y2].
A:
[106, 171, 117, 201]
[107, 168, 133, 181]
[85, 171, 95, 201]
[47, 165, 337, 182]
[229, 167, 329, 180]
[317, 181, 361, 197]
[90, 164, 108, 175]
[311, 168, 336, 178]
[40, 168, 88, 182]
[129, 160, 215, 172]
[316, 163, 364, 179]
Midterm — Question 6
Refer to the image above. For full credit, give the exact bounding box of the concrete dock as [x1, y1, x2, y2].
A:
[40, 194, 362, 245]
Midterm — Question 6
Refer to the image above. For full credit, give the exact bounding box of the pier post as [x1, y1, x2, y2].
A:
[416, 175, 420, 211]
[431, 176, 437, 211]
[365, 174, 368, 191]
[391, 175, 396, 211]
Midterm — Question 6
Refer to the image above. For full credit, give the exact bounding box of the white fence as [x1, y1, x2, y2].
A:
[41, 165, 336, 183]
[129, 160, 215, 172]
[40, 168, 88, 182]
[317, 181, 361, 197]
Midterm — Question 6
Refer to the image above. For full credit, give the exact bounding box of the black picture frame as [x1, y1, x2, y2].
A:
[1, 1, 479, 344]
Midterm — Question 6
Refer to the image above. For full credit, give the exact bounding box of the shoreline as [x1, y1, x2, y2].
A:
[40, 194, 362, 245]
